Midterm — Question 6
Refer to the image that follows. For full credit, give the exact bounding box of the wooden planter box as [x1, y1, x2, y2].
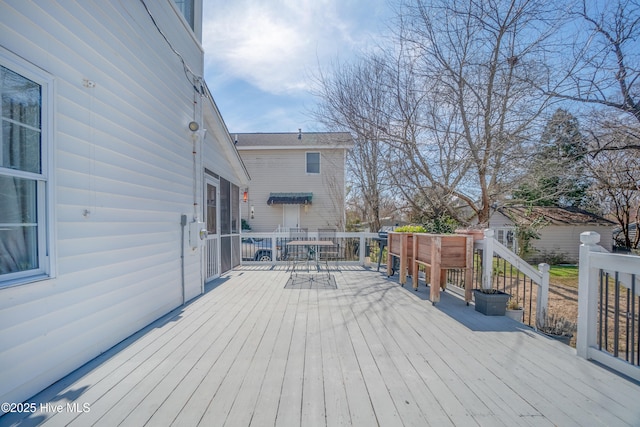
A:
[412, 233, 474, 304]
[473, 289, 510, 316]
[386, 232, 415, 285]
[455, 228, 485, 241]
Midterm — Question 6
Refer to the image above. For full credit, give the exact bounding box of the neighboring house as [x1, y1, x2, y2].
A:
[235, 131, 353, 232]
[0, 0, 248, 407]
[489, 206, 616, 263]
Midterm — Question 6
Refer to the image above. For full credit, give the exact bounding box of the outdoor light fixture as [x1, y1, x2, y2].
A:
[243, 191, 248, 202]
[188, 121, 199, 132]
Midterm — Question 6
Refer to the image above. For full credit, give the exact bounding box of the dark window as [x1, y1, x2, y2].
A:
[306, 152, 320, 174]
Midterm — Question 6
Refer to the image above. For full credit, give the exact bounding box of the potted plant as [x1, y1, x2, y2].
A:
[473, 288, 511, 316]
[505, 298, 524, 321]
[537, 313, 576, 345]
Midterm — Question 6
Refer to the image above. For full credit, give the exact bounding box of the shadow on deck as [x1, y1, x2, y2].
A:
[2, 266, 639, 426]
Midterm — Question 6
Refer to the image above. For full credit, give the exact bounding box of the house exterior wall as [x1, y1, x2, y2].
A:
[489, 211, 614, 263]
[488, 211, 514, 228]
[0, 0, 243, 407]
[240, 148, 346, 232]
[536, 225, 614, 263]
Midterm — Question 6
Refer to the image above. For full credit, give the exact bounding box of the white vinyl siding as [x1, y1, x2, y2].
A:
[239, 148, 346, 231]
[0, 0, 218, 407]
[536, 225, 614, 262]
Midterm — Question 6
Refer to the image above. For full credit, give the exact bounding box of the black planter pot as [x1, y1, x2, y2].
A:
[473, 289, 510, 316]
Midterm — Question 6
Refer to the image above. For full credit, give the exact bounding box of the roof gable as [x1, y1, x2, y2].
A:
[234, 132, 353, 150]
[497, 206, 616, 226]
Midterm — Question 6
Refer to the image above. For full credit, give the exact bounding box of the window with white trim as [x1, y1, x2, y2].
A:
[173, 0, 195, 30]
[0, 59, 50, 285]
[306, 152, 320, 174]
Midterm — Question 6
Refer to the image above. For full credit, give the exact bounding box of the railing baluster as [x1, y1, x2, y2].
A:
[604, 273, 609, 350]
[599, 270, 604, 351]
[527, 278, 532, 326]
[632, 274, 637, 365]
[614, 272, 620, 357]
[626, 281, 631, 363]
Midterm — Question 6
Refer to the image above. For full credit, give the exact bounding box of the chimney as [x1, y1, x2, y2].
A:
[298, 128, 302, 140]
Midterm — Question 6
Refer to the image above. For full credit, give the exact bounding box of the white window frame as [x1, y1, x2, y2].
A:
[0, 47, 55, 287]
[306, 151, 320, 175]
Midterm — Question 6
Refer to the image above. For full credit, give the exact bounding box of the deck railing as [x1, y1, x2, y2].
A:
[241, 231, 379, 265]
[578, 231, 640, 382]
[447, 229, 550, 328]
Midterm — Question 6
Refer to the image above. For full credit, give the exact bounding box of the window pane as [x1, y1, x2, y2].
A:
[1, 65, 42, 174]
[0, 175, 37, 223]
[1, 66, 41, 128]
[0, 175, 39, 274]
[2, 121, 41, 173]
[306, 152, 320, 174]
[173, 0, 194, 29]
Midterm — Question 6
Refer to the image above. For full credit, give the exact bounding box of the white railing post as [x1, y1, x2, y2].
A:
[577, 231, 600, 359]
[359, 234, 366, 265]
[272, 235, 279, 266]
[536, 263, 549, 329]
[482, 229, 494, 290]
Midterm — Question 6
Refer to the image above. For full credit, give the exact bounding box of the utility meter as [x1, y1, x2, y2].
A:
[189, 221, 207, 249]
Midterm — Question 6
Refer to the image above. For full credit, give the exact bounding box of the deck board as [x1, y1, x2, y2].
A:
[3, 267, 640, 427]
[249, 279, 300, 427]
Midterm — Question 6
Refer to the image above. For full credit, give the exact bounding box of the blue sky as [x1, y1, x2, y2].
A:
[202, 0, 394, 133]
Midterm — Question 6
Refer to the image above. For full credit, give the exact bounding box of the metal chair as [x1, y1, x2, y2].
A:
[287, 228, 309, 278]
[318, 228, 339, 275]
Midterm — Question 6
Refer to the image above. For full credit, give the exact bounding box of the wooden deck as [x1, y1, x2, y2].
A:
[3, 267, 640, 426]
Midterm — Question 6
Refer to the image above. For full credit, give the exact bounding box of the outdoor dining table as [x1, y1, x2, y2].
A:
[286, 240, 335, 282]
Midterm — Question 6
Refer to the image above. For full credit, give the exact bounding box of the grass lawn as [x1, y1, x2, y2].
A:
[549, 265, 579, 288]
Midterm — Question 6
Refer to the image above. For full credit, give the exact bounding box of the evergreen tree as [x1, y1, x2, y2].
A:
[514, 109, 589, 208]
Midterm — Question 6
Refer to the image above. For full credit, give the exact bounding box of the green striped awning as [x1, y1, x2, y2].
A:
[267, 192, 313, 205]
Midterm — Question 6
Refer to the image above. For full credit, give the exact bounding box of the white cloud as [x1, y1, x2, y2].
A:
[202, 0, 374, 95]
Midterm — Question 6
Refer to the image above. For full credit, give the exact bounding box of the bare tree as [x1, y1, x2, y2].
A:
[548, 0, 640, 152]
[383, 0, 559, 224]
[312, 56, 395, 231]
[588, 147, 640, 249]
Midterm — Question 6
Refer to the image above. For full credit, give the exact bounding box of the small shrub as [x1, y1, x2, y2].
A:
[507, 298, 521, 310]
[394, 225, 427, 233]
[540, 250, 569, 265]
[538, 312, 576, 337]
[423, 215, 458, 234]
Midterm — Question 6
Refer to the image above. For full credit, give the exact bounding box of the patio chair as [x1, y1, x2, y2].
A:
[318, 228, 339, 274]
[287, 228, 310, 277]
